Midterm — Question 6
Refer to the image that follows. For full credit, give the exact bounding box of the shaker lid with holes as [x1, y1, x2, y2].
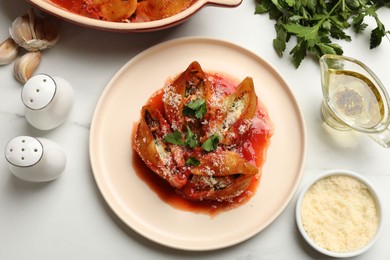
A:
[21, 74, 57, 110]
[5, 136, 43, 167]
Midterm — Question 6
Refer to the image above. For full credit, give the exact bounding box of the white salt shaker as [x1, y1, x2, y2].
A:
[4, 136, 66, 182]
[22, 74, 73, 130]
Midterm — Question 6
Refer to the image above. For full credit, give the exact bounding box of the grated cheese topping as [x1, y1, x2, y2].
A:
[162, 84, 182, 110]
[301, 175, 379, 253]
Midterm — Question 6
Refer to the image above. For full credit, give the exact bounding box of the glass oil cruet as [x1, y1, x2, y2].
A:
[319, 54, 390, 148]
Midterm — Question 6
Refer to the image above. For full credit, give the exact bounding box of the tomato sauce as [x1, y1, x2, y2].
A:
[131, 73, 272, 216]
[50, 0, 90, 18]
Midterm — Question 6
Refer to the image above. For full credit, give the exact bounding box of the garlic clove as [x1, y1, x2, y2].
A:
[9, 8, 59, 52]
[13, 51, 42, 83]
[37, 18, 60, 47]
[27, 8, 37, 40]
[9, 14, 34, 48]
[0, 37, 20, 65]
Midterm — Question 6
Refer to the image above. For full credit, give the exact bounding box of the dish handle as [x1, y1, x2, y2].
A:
[207, 0, 243, 7]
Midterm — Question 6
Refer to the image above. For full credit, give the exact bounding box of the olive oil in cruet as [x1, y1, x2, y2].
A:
[323, 69, 384, 130]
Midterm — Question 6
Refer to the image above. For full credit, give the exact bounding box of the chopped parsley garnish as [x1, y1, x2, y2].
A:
[202, 134, 220, 152]
[186, 156, 200, 166]
[163, 130, 185, 146]
[182, 99, 207, 119]
[164, 127, 220, 152]
[163, 127, 199, 148]
[185, 126, 198, 148]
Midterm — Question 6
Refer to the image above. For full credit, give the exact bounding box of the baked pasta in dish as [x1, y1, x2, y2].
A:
[133, 61, 273, 201]
[49, 0, 198, 22]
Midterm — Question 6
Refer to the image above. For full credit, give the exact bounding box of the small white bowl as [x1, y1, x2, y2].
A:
[296, 170, 383, 258]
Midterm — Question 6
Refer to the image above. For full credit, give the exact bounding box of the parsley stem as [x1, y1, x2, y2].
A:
[323, 0, 342, 23]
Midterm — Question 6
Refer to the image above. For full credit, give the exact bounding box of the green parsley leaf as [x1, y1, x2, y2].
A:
[255, 3, 269, 14]
[329, 25, 352, 41]
[316, 43, 337, 55]
[182, 99, 207, 119]
[370, 25, 385, 49]
[305, 0, 316, 12]
[201, 134, 220, 152]
[283, 23, 320, 42]
[185, 157, 200, 166]
[163, 130, 185, 146]
[185, 126, 198, 148]
[352, 13, 368, 33]
[322, 20, 332, 31]
[290, 39, 307, 68]
[273, 20, 288, 57]
[285, 0, 295, 7]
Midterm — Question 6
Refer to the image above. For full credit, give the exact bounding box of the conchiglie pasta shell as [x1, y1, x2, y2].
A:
[220, 76, 258, 145]
[192, 150, 259, 177]
[163, 61, 209, 131]
[133, 0, 195, 22]
[88, 0, 137, 21]
[134, 105, 187, 188]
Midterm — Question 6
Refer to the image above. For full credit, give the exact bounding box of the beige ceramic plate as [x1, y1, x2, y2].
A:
[89, 37, 306, 251]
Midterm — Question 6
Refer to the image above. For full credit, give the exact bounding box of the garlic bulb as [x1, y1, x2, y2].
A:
[13, 51, 42, 83]
[9, 9, 59, 52]
[0, 37, 19, 65]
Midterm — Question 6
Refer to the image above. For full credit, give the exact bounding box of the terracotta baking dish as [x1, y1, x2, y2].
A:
[26, 0, 243, 32]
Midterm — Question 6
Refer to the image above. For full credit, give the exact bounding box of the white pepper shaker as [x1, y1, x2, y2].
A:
[4, 136, 66, 182]
[22, 74, 73, 130]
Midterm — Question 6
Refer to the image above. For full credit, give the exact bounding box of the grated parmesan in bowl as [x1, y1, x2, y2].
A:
[295, 170, 383, 258]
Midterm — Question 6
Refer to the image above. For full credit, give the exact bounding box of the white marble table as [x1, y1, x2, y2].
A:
[1, 1, 389, 259]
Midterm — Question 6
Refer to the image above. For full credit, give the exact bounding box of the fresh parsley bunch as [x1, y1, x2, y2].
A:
[255, 0, 390, 67]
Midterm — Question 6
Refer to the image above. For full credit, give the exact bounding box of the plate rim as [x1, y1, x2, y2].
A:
[89, 36, 307, 251]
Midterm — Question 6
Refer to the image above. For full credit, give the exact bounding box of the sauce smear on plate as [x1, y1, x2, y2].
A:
[132, 152, 261, 216]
